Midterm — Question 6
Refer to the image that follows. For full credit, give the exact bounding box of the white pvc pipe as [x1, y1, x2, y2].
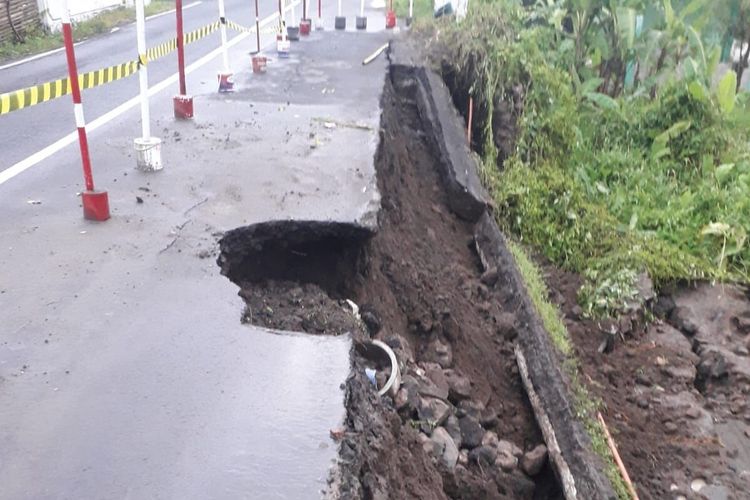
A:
[135, 0, 150, 139]
[217, 0, 230, 71]
[409, 0, 413, 17]
[360, 0, 364, 17]
[372, 340, 401, 397]
[337, 0, 341, 16]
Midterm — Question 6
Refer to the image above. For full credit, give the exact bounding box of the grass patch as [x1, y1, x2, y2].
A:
[508, 240, 632, 499]
[507, 240, 571, 356]
[0, 0, 174, 63]
[393, 0, 433, 19]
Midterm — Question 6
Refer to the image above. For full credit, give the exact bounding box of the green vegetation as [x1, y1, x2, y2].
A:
[425, 0, 750, 319]
[0, 1, 173, 62]
[508, 241, 572, 355]
[393, 0, 433, 19]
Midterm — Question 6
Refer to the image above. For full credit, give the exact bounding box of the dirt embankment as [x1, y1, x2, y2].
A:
[547, 267, 750, 499]
[337, 70, 562, 499]
[218, 69, 564, 498]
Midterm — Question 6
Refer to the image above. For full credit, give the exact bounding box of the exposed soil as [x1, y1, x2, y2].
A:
[338, 71, 561, 500]
[219, 70, 563, 498]
[237, 281, 361, 335]
[217, 220, 371, 335]
[545, 266, 750, 499]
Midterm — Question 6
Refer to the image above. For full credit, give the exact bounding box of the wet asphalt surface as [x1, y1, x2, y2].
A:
[0, 2, 393, 497]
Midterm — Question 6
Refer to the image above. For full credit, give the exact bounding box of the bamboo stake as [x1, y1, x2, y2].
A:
[597, 412, 640, 500]
[467, 96, 473, 145]
[516, 346, 578, 499]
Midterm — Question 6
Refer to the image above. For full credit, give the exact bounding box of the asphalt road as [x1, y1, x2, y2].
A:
[0, 0, 325, 170]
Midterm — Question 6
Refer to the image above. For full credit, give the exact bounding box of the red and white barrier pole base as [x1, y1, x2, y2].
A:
[173, 95, 194, 119]
[300, 0, 311, 35]
[62, 0, 109, 221]
[174, 0, 193, 118]
[386, 0, 396, 28]
[356, 0, 367, 30]
[217, 0, 234, 92]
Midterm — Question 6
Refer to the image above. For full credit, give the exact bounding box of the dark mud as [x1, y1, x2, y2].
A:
[217, 220, 371, 335]
[546, 267, 750, 499]
[237, 281, 361, 335]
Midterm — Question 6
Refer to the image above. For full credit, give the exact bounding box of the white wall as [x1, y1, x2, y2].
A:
[37, 0, 150, 32]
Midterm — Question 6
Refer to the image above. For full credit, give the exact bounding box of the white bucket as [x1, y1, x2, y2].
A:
[277, 39, 290, 57]
[134, 137, 163, 172]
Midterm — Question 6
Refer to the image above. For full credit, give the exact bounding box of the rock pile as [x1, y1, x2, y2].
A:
[393, 352, 549, 484]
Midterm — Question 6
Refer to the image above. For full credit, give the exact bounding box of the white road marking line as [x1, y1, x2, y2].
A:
[0, 1, 200, 72]
[0, 42, 85, 71]
[145, 1, 202, 22]
[0, 2, 299, 188]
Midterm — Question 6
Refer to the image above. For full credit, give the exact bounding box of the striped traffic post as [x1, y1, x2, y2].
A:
[61, 0, 109, 221]
[251, 0, 267, 73]
[386, 0, 396, 28]
[254, 0, 261, 53]
[356, 0, 367, 29]
[276, 0, 290, 56]
[174, 0, 193, 119]
[134, 0, 162, 170]
[217, 0, 233, 91]
[300, 0, 311, 35]
[335, 0, 345, 29]
[287, 0, 300, 40]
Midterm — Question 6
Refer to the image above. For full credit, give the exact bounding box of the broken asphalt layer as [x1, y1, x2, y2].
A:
[0, 29, 390, 499]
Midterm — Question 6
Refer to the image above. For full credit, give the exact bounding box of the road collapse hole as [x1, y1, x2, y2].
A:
[217, 220, 372, 335]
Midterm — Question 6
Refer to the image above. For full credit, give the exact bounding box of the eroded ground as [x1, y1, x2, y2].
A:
[548, 267, 750, 499]
[222, 69, 564, 498]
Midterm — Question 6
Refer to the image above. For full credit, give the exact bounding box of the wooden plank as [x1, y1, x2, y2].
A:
[1, 0, 41, 44]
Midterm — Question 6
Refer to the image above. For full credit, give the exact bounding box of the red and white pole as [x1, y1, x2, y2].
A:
[386, 0, 396, 29]
[335, 0, 345, 29]
[61, 0, 109, 221]
[254, 0, 261, 54]
[356, 0, 367, 30]
[300, 0, 311, 35]
[217, 0, 234, 91]
[134, 0, 162, 170]
[277, 0, 290, 56]
[173, 0, 194, 119]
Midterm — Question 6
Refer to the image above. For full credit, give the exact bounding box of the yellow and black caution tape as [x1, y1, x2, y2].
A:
[1, 59, 138, 115]
[144, 21, 222, 62]
[226, 19, 280, 35]
[184, 20, 220, 44]
[145, 38, 176, 63]
[1, 18, 267, 116]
